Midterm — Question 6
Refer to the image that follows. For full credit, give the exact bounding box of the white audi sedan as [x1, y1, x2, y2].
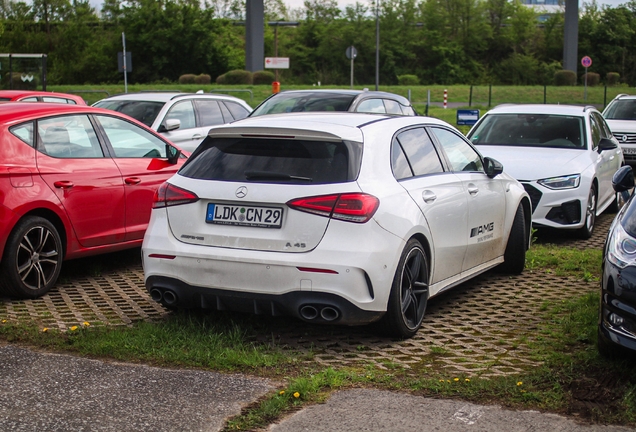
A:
[467, 104, 624, 238]
[142, 113, 531, 338]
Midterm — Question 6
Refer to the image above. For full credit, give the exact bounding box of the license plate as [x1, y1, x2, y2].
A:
[206, 203, 283, 228]
[623, 148, 636, 155]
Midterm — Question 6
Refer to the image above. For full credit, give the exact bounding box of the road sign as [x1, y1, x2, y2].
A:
[264, 57, 289, 69]
[118, 52, 132, 72]
[346, 46, 357, 60]
[581, 56, 592, 68]
[457, 109, 480, 126]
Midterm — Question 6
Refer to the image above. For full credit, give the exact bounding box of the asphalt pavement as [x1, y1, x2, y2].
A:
[1, 344, 634, 432]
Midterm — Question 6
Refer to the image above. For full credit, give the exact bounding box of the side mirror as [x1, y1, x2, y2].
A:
[166, 145, 182, 165]
[613, 165, 635, 192]
[159, 118, 181, 133]
[598, 137, 618, 153]
[484, 157, 504, 178]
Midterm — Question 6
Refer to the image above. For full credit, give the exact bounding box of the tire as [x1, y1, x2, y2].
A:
[0, 216, 63, 299]
[498, 204, 526, 275]
[578, 185, 597, 239]
[381, 239, 429, 339]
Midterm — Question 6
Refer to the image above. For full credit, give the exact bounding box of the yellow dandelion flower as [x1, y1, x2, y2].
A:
[1, 319, 6, 323]
[465, 378, 470, 382]
[453, 378, 459, 382]
[279, 390, 285, 396]
[70, 326, 78, 331]
[293, 392, 300, 398]
[439, 379, 445, 382]
[447, 380, 451, 383]
[82, 322, 90, 327]
[517, 381, 523, 386]
[42, 328, 49, 333]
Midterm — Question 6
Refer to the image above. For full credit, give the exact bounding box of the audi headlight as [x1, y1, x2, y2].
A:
[607, 222, 636, 269]
[537, 174, 581, 190]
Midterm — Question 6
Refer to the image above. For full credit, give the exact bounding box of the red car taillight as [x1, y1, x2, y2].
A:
[286, 193, 379, 223]
[152, 182, 199, 208]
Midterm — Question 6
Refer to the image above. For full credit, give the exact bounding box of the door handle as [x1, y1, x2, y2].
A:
[53, 181, 73, 189]
[125, 177, 141, 185]
[422, 190, 437, 203]
[192, 134, 203, 140]
[467, 185, 479, 195]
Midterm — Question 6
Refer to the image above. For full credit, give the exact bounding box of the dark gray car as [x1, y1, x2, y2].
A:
[249, 89, 417, 117]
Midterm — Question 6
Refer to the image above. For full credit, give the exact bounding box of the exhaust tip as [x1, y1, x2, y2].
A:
[320, 307, 339, 322]
[299, 305, 318, 320]
[162, 290, 178, 306]
[150, 288, 163, 302]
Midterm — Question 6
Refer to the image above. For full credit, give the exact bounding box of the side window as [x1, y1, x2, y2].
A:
[165, 100, 196, 129]
[42, 97, 68, 104]
[384, 99, 403, 115]
[224, 101, 251, 120]
[10, 122, 34, 147]
[593, 112, 612, 138]
[194, 99, 224, 127]
[431, 127, 483, 173]
[96, 115, 167, 158]
[38, 115, 104, 158]
[395, 127, 444, 177]
[21, 97, 38, 102]
[401, 105, 416, 116]
[356, 99, 386, 114]
[590, 115, 602, 148]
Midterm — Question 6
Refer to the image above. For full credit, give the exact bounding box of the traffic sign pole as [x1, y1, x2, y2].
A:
[581, 56, 592, 102]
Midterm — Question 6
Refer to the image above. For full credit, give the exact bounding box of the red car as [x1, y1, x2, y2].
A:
[0, 90, 87, 105]
[0, 103, 187, 299]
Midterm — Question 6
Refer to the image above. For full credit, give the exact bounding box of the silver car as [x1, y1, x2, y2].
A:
[94, 92, 253, 152]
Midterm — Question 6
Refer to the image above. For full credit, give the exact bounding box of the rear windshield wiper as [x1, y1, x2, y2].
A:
[244, 170, 313, 182]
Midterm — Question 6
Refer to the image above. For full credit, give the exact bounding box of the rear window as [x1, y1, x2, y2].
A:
[93, 100, 164, 127]
[469, 113, 586, 149]
[179, 137, 362, 184]
[251, 92, 356, 116]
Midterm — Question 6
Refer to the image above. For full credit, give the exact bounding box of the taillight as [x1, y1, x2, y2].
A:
[286, 193, 379, 223]
[152, 182, 199, 208]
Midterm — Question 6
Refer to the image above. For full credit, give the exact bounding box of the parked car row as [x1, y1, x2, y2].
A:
[2, 89, 635, 344]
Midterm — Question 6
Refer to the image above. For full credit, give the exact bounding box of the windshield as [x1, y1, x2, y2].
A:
[469, 113, 586, 149]
[93, 100, 164, 127]
[604, 99, 636, 120]
[250, 92, 356, 116]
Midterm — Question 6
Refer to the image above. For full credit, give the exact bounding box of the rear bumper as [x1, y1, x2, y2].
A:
[146, 275, 384, 325]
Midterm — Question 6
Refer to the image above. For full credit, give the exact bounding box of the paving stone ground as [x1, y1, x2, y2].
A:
[0, 213, 614, 378]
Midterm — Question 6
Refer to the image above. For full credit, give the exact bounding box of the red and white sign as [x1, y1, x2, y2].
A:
[264, 57, 290, 69]
[581, 56, 592, 68]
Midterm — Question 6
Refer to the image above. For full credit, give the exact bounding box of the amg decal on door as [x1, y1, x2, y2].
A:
[470, 222, 494, 238]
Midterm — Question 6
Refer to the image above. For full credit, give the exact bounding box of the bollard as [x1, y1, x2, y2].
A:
[272, 81, 280, 94]
[443, 89, 447, 109]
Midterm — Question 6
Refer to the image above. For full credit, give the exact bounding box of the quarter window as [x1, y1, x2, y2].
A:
[590, 114, 602, 148]
[10, 122, 34, 147]
[431, 127, 483, 172]
[224, 101, 251, 120]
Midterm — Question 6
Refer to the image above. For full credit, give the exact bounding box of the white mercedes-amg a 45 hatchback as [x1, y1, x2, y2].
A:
[142, 113, 531, 338]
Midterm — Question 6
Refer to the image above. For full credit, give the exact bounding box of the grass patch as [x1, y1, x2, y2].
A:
[526, 244, 603, 281]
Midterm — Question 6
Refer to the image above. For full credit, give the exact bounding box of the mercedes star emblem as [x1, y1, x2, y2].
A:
[235, 186, 248, 198]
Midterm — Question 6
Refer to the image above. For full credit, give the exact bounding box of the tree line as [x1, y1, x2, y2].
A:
[0, 0, 635, 86]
